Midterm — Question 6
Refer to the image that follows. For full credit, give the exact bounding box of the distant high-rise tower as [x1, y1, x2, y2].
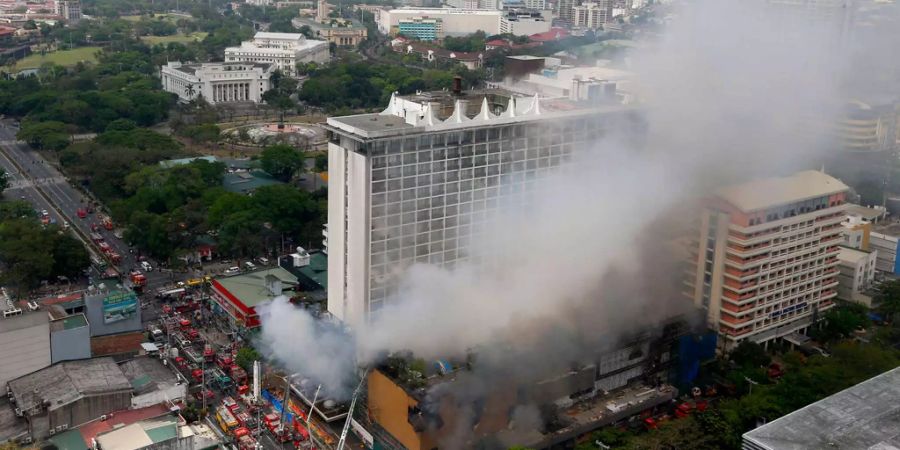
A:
[54, 0, 82, 22]
[687, 170, 848, 352]
[557, 0, 577, 24]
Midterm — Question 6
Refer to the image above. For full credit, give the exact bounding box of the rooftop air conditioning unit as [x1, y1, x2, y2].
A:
[14, 408, 22, 416]
[48, 429, 55, 436]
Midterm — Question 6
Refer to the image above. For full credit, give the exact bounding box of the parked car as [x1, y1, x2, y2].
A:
[257, 257, 270, 265]
[244, 261, 256, 271]
[224, 266, 241, 276]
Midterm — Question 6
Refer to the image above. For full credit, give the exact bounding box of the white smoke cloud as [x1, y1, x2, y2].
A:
[257, 0, 896, 413]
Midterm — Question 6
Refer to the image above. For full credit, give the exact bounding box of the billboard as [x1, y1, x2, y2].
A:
[102, 291, 138, 324]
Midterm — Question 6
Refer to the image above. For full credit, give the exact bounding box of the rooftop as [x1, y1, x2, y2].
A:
[387, 7, 504, 16]
[838, 246, 872, 265]
[0, 311, 49, 333]
[743, 366, 900, 449]
[871, 219, 900, 237]
[119, 357, 179, 394]
[715, 170, 849, 212]
[296, 251, 328, 291]
[77, 403, 171, 447]
[0, 398, 27, 443]
[845, 203, 888, 222]
[158, 155, 219, 169]
[49, 313, 88, 332]
[95, 416, 179, 450]
[213, 267, 299, 308]
[49, 429, 89, 450]
[326, 88, 631, 139]
[8, 357, 132, 413]
[253, 31, 307, 41]
[222, 169, 284, 194]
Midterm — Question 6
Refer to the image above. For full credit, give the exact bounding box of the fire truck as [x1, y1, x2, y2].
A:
[100, 214, 114, 230]
[130, 270, 147, 290]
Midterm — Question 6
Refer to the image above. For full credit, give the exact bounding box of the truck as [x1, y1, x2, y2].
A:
[108, 252, 121, 264]
[130, 270, 147, 289]
[217, 354, 233, 370]
[98, 242, 112, 254]
[203, 345, 216, 363]
[191, 368, 204, 383]
[76, 208, 87, 219]
[100, 215, 114, 230]
[230, 365, 248, 385]
[215, 406, 239, 433]
[237, 435, 257, 450]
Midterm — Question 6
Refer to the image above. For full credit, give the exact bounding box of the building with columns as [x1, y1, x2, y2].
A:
[160, 62, 274, 104]
[224, 32, 329, 77]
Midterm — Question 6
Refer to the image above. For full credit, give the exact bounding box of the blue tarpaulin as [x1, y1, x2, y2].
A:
[261, 389, 294, 424]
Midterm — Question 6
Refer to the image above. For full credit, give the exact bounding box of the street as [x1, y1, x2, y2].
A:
[0, 120, 170, 292]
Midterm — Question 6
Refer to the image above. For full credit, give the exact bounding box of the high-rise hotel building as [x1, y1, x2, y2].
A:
[688, 171, 848, 352]
[324, 86, 637, 328]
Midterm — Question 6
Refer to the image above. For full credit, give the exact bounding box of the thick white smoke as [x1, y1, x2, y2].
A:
[257, 0, 893, 408]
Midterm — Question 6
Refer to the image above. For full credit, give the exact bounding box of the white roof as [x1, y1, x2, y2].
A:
[388, 7, 503, 16]
[838, 246, 871, 265]
[253, 31, 306, 41]
[96, 423, 154, 450]
[715, 170, 849, 212]
[140, 342, 159, 352]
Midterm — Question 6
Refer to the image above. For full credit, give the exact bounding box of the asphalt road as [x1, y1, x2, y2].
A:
[0, 120, 171, 292]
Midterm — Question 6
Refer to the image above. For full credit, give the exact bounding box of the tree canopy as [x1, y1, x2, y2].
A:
[259, 144, 304, 182]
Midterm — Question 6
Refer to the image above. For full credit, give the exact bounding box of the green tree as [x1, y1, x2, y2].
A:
[16, 120, 70, 151]
[50, 233, 90, 278]
[235, 346, 262, 371]
[729, 341, 770, 369]
[0, 201, 37, 221]
[0, 219, 55, 293]
[259, 144, 304, 182]
[0, 167, 8, 194]
[814, 303, 869, 343]
[314, 153, 327, 173]
[875, 279, 900, 321]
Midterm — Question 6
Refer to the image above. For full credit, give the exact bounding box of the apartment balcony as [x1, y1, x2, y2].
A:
[728, 229, 778, 246]
[720, 313, 752, 326]
[719, 326, 753, 338]
[729, 204, 847, 234]
[727, 241, 773, 257]
[724, 267, 760, 281]
[720, 302, 756, 314]
[723, 279, 759, 293]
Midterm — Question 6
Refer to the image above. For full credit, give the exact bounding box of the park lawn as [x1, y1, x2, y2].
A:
[13, 46, 102, 71]
[140, 32, 208, 45]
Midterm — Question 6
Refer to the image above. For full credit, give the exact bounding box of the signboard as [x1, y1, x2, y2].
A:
[102, 291, 138, 324]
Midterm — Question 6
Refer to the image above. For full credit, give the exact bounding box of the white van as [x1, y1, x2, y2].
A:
[224, 266, 241, 276]
[244, 261, 257, 271]
[141, 261, 153, 272]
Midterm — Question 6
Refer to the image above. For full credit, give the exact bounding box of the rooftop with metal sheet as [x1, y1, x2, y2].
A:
[742, 365, 900, 450]
[7, 357, 132, 413]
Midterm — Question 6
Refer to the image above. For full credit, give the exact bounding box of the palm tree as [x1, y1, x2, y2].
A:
[184, 83, 196, 100]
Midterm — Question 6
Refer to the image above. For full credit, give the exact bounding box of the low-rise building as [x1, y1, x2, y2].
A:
[397, 16, 443, 40]
[160, 61, 274, 104]
[224, 32, 329, 77]
[392, 41, 483, 69]
[836, 247, 877, 306]
[292, 17, 369, 47]
[379, 8, 509, 36]
[49, 314, 91, 364]
[0, 312, 51, 394]
[94, 415, 220, 450]
[869, 221, 900, 276]
[743, 366, 900, 449]
[8, 358, 133, 440]
[210, 268, 299, 330]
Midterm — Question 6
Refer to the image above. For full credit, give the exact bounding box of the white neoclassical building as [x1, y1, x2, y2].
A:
[160, 61, 275, 104]
[224, 32, 329, 77]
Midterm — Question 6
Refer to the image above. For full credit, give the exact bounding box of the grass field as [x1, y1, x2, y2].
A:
[122, 13, 193, 23]
[140, 32, 208, 45]
[13, 46, 102, 71]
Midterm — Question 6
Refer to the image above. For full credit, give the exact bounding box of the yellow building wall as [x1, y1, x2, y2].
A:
[367, 370, 430, 450]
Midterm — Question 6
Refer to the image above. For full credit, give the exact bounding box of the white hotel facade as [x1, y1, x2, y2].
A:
[160, 62, 274, 104]
[324, 89, 640, 329]
[224, 32, 329, 77]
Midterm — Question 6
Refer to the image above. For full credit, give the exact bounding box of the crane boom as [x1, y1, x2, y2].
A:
[337, 368, 370, 450]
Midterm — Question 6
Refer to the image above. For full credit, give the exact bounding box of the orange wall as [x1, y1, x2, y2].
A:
[367, 370, 427, 450]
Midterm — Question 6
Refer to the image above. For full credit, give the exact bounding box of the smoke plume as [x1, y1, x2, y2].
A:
[257, 0, 899, 445]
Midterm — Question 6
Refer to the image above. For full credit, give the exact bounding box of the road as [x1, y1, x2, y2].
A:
[0, 120, 171, 293]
